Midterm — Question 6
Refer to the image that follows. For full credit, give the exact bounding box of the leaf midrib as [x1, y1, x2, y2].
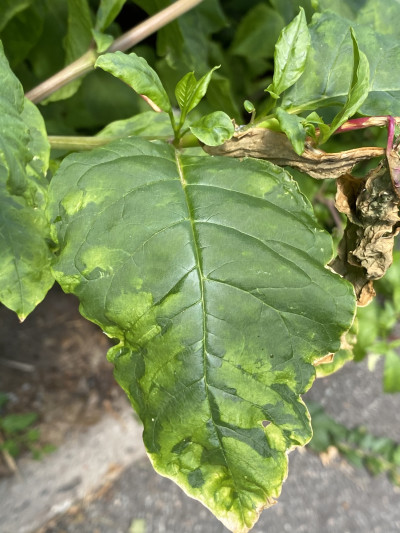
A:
[174, 151, 247, 525]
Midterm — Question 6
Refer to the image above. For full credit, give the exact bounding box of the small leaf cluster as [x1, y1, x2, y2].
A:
[308, 403, 400, 486]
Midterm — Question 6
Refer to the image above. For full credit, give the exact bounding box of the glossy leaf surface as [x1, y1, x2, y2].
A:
[266, 7, 311, 98]
[189, 111, 234, 146]
[48, 137, 355, 532]
[96, 51, 172, 113]
[95, 0, 126, 31]
[320, 29, 369, 143]
[175, 66, 219, 121]
[317, 0, 400, 37]
[0, 42, 53, 319]
[282, 11, 400, 115]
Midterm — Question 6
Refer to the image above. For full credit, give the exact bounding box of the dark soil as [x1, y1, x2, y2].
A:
[0, 285, 125, 476]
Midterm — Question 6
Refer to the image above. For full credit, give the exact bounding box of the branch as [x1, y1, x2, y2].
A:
[25, 0, 204, 104]
[48, 132, 198, 151]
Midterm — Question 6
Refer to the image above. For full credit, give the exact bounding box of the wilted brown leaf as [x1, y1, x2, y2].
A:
[330, 162, 400, 305]
[204, 128, 384, 179]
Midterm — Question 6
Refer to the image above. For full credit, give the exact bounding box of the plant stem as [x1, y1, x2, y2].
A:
[48, 136, 119, 151]
[48, 132, 199, 151]
[25, 50, 97, 104]
[25, 0, 204, 104]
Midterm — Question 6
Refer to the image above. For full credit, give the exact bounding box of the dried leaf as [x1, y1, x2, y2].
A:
[314, 353, 335, 366]
[387, 147, 400, 197]
[204, 128, 384, 179]
[330, 163, 400, 305]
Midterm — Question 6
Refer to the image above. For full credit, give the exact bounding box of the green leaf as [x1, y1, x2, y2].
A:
[95, 0, 126, 32]
[44, 0, 93, 103]
[0, 412, 38, 434]
[230, 4, 284, 60]
[270, 0, 315, 24]
[244, 100, 255, 114]
[175, 66, 219, 121]
[0, 1, 45, 67]
[303, 111, 330, 141]
[315, 348, 354, 378]
[319, 29, 369, 143]
[96, 111, 173, 139]
[92, 29, 113, 54]
[282, 11, 400, 115]
[275, 108, 306, 155]
[133, 0, 226, 73]
[317, 0, 400, 37]
[0, 0, 32, 32]
[0, 41, 53, 319]
[48, 137, 355, 532]
[96, 51, 172, 113]
[189, 111, 234, 146]
[266, 7, 311, 99]
[383, 351, 400, 393]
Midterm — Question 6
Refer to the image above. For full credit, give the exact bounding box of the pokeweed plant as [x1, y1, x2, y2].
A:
[0, 1, 400, 531]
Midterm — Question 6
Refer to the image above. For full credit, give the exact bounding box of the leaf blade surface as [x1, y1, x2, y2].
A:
[0, 42, 53, 319]
[47, 137, 355, 532]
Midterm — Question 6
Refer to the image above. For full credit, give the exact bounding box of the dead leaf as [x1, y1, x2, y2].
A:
[314, 353, 335, 366]
[330, 162, 400, 305]
[204, 128, 384, 179]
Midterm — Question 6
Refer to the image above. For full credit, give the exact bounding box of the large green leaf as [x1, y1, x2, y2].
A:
[47, 137, 355, 531]
[0, 41, 53, 319]
[317, 0, 400, 36]
[282, 11, 400, 115]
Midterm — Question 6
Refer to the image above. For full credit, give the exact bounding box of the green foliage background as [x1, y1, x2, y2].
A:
[1, 1, 400, 531]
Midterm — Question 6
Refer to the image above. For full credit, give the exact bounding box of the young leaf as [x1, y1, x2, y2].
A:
[189, 111, 234, 146]
[95, 0, 126, 32]
[266, 7, 311, 99]
[95, 51, 172, 113]
[303, 111, 330, 141]
[92, 29, 113, 54]
[175, 66, 219, 121]
[275, 107, 306, 155]
[0, 42, 53, 319]
[319, 29, 369, 144]
[48, 137, 355, 532]
[244, 100, 255, 114]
